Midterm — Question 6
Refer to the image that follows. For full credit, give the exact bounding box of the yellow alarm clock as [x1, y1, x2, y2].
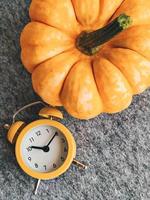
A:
[4, 101, 87, 194]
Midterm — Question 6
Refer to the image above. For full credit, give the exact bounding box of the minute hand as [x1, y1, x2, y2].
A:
[46, 132, 57, 147]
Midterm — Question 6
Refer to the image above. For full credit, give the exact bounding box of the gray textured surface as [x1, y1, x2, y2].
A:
[0, 0, 150, 200]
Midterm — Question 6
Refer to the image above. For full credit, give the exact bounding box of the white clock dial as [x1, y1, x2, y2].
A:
[21, 125, 68, 173]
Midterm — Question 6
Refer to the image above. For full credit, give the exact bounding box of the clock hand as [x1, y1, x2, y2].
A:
[30, 132, 57, 152]
[31, 146, 45, 150]
[31, 145, 50, 152]
[46, 132, 58, 147]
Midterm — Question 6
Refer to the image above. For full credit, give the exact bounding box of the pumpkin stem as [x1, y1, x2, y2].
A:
[76, 13, 132, 56]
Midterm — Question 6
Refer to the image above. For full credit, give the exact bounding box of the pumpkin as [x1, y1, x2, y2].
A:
[20, 0, 150, 119]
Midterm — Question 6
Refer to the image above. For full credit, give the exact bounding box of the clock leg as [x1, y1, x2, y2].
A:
[73, 159, 87, 169]
[34, 179, 41, 195]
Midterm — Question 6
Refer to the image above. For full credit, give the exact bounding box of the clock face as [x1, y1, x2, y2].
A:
[21, 125, 68, 173]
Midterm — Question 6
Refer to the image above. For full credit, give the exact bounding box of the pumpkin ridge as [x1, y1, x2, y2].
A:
[32, 49, 81, 106]
[112, 46, 150, 63]
[21, 45, 75, 73]
[103, 47, 150, 94]
[70, 0, 82, 27]
[107, 25, 150, 61]
[21, 20, 74, 39]
[32, 47, 77, 74]
[30, 19, 76, 39]
[71, 0, 100, 28]
[91, 59, 104, 109]
[104, 53, 134, 90]
[29, 0, 81, 36]
[60, 59, 103, 119]
[94, 0, 125, 28]
[108, 0, 126, 24]
[111, 0, 150, 26]
[101, 51, 133, 93]
[93, 57, 133, 113]
[59, 59, 83, 105]
[94, 0, 101, 25]
[103, 48, 149, 95]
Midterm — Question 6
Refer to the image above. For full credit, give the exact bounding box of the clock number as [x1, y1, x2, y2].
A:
[46, 129, 49, 133]
[35, 131, 41, 136]
[61, 157, 65, 162]
[53, 163, 57, 168]
[26, 147, 32, 152]
[29, 137, 34, 143]
[61, 138, 65, 143]
[28, 157, 31, 161]
[64, 147, 67, 152]
[43, 165, 47, 170]
[35, 163, 38, 168]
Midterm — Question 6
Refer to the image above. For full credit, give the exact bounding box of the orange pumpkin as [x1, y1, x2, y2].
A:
[20, 0, 150, 119]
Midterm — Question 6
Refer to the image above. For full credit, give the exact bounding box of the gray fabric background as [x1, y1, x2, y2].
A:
[0, 0, 150, 199]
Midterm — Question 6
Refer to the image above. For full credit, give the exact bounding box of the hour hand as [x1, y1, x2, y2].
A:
[31, 145, 50, 153]
[31, 146, 45, 150]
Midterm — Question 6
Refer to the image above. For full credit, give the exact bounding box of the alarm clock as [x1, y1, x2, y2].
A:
[4, 101, 87, 194]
